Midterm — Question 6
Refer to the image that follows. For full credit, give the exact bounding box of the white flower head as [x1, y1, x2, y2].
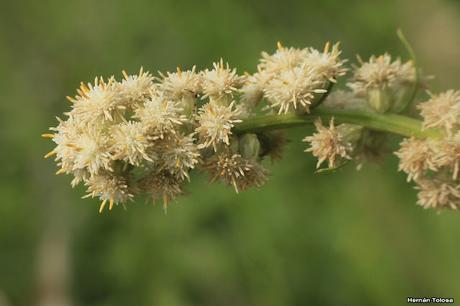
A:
[134, 95, 186, 138]
[201, 59, 243, 100]
[159, 66, 202, 100]
[349, 53, 415, 91]
[264, 65, 326, 114]
[418, 90, 460, 135]
[111, 121, 154, 166]
[70, 77, 125, 124]
[71, 125, 113, 174]
[118, 67, 155, 108]
[258, 42, 308, 73]
[302, 42, 347, 83]
[303, 118, 353, 169]
[195, 101, 242, 150]
[416, 179, 460, 210]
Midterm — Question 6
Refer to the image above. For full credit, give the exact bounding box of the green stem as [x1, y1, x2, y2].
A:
[234, 108, 443, 139]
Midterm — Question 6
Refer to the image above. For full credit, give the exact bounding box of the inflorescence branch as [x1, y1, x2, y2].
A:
[43, 33, 460, 212]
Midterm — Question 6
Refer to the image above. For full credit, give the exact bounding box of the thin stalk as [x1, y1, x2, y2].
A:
[233, 108, 442, 139]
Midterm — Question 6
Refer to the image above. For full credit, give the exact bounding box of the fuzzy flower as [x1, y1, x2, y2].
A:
[258, 42, 308, 73]
[71, 126, 113, 174]
[395, 137, 440, 181]
[302, 42, 347, 83]
[111, 121, 154, 166]
[157, 133, 200, 180]
[118, 68, 154, 107]
[134, 95, 186, 137]
[201, 59, 243, 100]
[83, 173, 133, 213]
[204, 152, 268, 193]
[418, 90, 460, 135]
[349, 54, 415, 90]
[69, 77, 126, 123]
[264, 65, 326, 114]
[195, 101, 242, 150]
[304, 118, 353, 169]
[415, 179, 460, 210]
[158, 66, 202, 100]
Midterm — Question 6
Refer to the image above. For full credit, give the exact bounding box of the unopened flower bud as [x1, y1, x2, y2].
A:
[366, 87, 392, 113]
[239, 134, 261, 161]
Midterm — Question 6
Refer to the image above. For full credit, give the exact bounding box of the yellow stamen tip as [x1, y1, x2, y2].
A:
[41, 133, 54, 139]
[44, 151, 56, 158]
[99, 200, 107, 214]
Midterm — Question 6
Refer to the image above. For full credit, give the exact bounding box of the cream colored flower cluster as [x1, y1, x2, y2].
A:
[396, 91, 460, 210]
[48, 40, 460, 213]
[242, 42, 347, 114]
[44, 42, 348, 213]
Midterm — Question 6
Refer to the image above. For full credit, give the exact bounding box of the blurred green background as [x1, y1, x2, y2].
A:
[1, 0, 460, 305]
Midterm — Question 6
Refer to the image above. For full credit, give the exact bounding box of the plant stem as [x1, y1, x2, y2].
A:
[233, 108, 443, 139]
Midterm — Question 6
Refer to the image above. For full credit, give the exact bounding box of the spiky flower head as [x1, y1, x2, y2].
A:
[302, 42, 347, 83]
[111, 121, 154, 166]
[118, 68, 154, 108]
[303, 118, 353, 169]
[258, 42, 308, 73]
[418, 90, 460, 136]
[195, 101, 242, 150]
[264, 65, 326, 114]
[134, 95, 186, 138]
[158, 66, 201, 100]
[350, 54, 415, 91]
[84, 173, 134, 213]
[69, 77, 126, 124]
[201, 59, 243, 101]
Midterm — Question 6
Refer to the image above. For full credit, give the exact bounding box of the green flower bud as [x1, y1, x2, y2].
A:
[390, 83, 413, 113]
[239, 133, 261, 161]
[366, 87, 392, 113]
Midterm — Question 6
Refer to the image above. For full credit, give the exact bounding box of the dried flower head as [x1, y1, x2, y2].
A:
[415, 179, 460, 210]
[204, 152, 268, 193]
[395, 137, 440, 182]
[139, 170, 184, 209]
[418, 90, 460, 135]
[304, 118, 353, 168]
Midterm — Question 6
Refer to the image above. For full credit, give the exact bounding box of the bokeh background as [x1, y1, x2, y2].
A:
[1, 0, 460, 305]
